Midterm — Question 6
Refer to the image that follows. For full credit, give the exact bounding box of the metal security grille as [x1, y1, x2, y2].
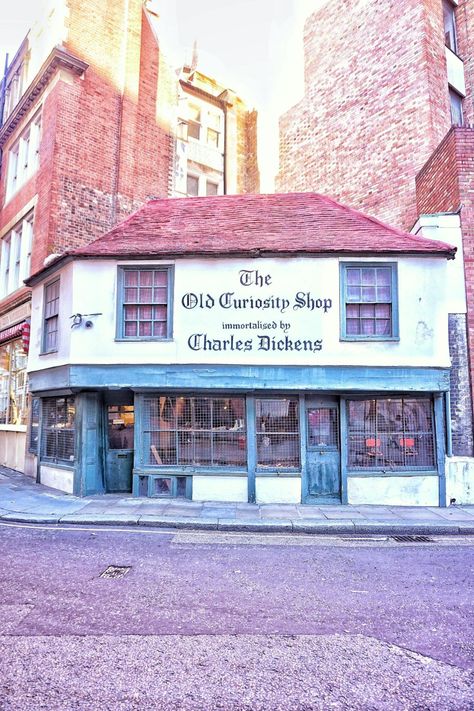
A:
[347, 398, 436, 470]
[29, 397, 40, 453]
[256, 398, 300, 469]
[143, 396, 246, 467]
[41, 396, 75, 463]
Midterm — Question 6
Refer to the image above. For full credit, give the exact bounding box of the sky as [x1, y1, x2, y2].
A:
[0, 0, 323, 190]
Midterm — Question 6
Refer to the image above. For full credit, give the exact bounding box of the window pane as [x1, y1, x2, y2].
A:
[139, 271, 153, 286]
[346, 269, 360, 285]
[347, 398, 435, 470]
[256, 398, 300, 469]
[361, 268, 376, 285]
[41, 396, 75, 463]
[187, 174, 199, 196]
[308, 408, 338, 447]
[361, 286, 376, 301]
[143, 395, 246, 467]
[125, 271, 138, 286]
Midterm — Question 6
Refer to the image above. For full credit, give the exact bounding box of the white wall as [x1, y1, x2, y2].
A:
[39, 464, 74, 494]
[445, 457, 474, 504]
[28, 255, 451, 372]
[256, 477, 301, 504]
[29, 261, 73, 369]
[348, 475, 439, 506]
[192, 475, 247, 502]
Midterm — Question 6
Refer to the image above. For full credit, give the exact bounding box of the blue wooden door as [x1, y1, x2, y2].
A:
[105, 404, 134, 493]
[304, 396, 341, 503]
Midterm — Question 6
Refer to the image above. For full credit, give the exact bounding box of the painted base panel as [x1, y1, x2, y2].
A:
[40, 465, 74, 494]
[445, 457, 474, 504]
[348, 475, 439, 506]
[256, 477, 301, 504]
[0, 430, 26, 472]
[192, 475, 248, 503]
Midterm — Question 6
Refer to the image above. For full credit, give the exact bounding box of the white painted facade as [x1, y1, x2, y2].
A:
[28, 256, 450, 371]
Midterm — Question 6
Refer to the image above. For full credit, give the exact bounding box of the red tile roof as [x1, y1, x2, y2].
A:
[72, 192, 456, 258]
[26, 193, 456, 284]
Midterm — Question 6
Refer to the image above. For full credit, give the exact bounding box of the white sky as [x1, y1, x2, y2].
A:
[0, 0, 323, 190]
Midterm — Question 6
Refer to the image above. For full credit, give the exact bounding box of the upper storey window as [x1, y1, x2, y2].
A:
[2, 60, 28, 123]
[443, 0, 458, 53]
[340, 263, 399, 341]
[117, 266, 173, 340]
[0, 212, 33, 299]
[6, 112, 42, 201]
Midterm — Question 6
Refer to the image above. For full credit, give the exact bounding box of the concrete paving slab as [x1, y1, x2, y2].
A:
[321, 511, 368, 520]
[293, 520, 356, 534]
[59, 513, 140, 526]
[138, 515, 218, 530]
[217, 518, 293, 532]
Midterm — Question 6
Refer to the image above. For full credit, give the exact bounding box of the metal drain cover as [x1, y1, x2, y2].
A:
[100, 565, 131, 578]
[391, 535, 434, 543]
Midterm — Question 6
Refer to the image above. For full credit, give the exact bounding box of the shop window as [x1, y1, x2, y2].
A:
[450, 88, 463, 126]
[186, 174, 199, 196]
[29, 396, 40, 452]
[256, 397, 300, 469]
[41, 396, 75, 464]
[443, 0, 457, 53]
[0, 212, 33, 298]
[118, 266, 172, 340]
[42, 278, 60, 353]
[340, 263, 398, 340]
[347, 397, 436, 470]
[6, 112, 41, 200]
[143, 395, 246, 467]
[0, 340, 28, 425]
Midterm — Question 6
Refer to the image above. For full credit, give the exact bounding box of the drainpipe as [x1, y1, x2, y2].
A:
[445, 391, 453, 457]
[111, 0, 130, 225]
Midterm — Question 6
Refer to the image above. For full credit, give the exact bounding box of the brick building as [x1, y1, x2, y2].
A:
[0, 0, 258, 474]
[276, 0, 474, 502]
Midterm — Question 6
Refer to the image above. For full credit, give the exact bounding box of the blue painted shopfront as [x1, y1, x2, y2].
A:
[29, 363, 448, 505]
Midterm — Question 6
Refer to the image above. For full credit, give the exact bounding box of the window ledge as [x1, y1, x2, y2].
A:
[348, 470, 438, 477]
[40, 460, 75, 470]
[114, 337, 173, 343]
[0, 424, 27, 432]
[340, 336, 400, 342]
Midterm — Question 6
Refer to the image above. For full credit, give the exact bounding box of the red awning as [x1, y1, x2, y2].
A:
[0, 323, 24, 346]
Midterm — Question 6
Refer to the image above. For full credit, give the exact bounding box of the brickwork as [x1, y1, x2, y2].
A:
[456, 0, 474, 125]
[416, 127, 474, 455]
[277, 0, 451, 231]
[448, 313, 474, 456]
[236, 105, 260, 194]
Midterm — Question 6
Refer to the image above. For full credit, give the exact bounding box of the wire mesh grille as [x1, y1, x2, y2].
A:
[347, 398, 436, 470]
[256, 398, 300, 469]
[41, 396, 75, 463]
[143, 396, 246, 467]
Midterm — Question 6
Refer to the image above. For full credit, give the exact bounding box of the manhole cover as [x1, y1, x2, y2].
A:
[100, 565, 131, 578]
[391, 535, 434, 543]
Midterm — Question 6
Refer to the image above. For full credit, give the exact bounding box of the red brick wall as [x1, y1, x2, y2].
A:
[0, 0, 174, 282]
[236, 104, 260, 194]
[416, 127, 474, 416]
[456, 0, 474, 125]
[277, 0, 452, 231]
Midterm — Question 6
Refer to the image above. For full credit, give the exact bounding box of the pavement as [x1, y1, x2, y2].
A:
[1, 466, 474, 535]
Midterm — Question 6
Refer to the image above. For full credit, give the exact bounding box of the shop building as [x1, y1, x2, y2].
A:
[25, 193, 457, 506]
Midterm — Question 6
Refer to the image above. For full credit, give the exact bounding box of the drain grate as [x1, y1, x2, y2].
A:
[391, 535, 434, 543]
[100, 565, 131, 579]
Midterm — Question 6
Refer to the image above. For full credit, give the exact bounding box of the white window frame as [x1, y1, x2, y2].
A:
[0, 212, 33, 299]
[5, 112, 41, 201]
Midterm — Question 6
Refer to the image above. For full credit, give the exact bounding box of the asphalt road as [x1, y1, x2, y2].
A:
[0, 522, 473, 710]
